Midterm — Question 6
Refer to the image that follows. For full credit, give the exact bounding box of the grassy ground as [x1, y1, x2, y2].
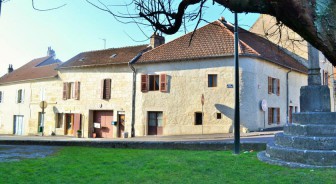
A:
[0, 147, 335, 184]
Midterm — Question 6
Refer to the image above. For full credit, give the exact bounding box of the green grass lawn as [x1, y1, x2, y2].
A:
[0, 147, 335, 184]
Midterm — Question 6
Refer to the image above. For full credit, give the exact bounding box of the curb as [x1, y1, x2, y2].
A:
[0, 140, 267, 151]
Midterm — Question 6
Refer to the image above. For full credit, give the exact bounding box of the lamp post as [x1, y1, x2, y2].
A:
[234, 12, 240, 154]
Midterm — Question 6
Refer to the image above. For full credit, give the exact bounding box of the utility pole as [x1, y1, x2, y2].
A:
[234, 12, 240, 154]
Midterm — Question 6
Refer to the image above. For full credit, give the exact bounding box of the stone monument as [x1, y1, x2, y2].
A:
[258, 44, 336, 168]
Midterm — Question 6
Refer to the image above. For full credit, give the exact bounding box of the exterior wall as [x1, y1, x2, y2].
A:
[251, 58, 307, 130]
[134, 57, 307, 136]
[0, 78, 61, 135]
[0, 83, 30, 135]
[29, 79, 63, 135]
[56, 65, 133, 138]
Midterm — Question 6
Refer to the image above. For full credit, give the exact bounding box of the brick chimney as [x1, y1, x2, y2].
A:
[47, 47, 56, 57]
[8, 64, 13, 74]
[150, 32, 165, 48]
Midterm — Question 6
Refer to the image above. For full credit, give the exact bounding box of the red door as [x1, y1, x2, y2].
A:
[94, 111, 113, 138]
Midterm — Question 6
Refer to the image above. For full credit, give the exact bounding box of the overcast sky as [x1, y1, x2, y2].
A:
[0, 0, 259, 76]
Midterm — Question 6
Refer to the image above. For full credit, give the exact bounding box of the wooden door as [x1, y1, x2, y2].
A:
[289, 106, 293, 123]
[94, 111, 113, 138]
[148, 112, 163, 136]
[118, 114, 125, 138]
[73, 114, 81, 136]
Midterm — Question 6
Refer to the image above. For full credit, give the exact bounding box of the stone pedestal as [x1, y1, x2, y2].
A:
[258, 85, 336, 168]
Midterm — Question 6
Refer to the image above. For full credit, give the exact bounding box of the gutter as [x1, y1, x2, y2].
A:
[128, 51, 145, 138]
[286, 68, 292, 125]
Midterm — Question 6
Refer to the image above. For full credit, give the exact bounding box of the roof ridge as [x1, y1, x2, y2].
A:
[81, 44, 148, 54]
[143, 20, 225, 56]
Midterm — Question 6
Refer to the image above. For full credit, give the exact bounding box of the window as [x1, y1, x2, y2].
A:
[217, 113, 222, 119]
[101, 79, 111, 100]
[141, 74, 167, 92]
[16, 89, 24, 103]
[268, 108, 280, 124]
[195, 112, 203, 125]
[63, 81, 80, 100]
[149, 75, 160, 91]
[208, 74, 217, 87]
[56, 113, 63, 128]
[268, 77, 280, 96]
[0, 91, 3, 103]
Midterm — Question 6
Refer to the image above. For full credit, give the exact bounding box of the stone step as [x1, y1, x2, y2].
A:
[284, 124, 336, 137]
[293, 112, 336, 125]
[274, 133, 336, 150]
[265, 142, 336, 166]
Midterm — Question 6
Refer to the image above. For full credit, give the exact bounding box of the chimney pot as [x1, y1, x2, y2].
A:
[8, 64, 13, 74]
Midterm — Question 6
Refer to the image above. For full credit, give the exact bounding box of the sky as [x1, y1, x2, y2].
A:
[0, 0, 259, 76]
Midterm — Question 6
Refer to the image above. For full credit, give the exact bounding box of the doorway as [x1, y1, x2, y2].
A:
[13, 115, 24, 135]
[118, 114, 125, 138]
[93, 111, 113, 138]
[148, 111, 163, 135]
[289, 106, 293, 123]
[65, 113, 81, 136]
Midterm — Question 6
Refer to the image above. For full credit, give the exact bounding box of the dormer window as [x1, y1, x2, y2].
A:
[79, 57, 85, 62]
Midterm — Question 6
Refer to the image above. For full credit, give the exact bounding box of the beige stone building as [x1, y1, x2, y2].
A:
[0, 20, 311, 138]
[251, 14, 335, 111]
[0, 48, 61, 135]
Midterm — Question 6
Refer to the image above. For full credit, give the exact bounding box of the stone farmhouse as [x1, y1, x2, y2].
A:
[0, 20, 312, 138]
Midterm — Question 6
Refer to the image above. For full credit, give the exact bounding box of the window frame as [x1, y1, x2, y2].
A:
[195, 112, 203, 125]
[268, 77, 280, 96]
[208, 74, 218, 87]
[149, 75, 160, 91]
[268, 107, 280, 125]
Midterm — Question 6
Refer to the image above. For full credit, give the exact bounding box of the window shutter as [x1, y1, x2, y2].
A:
[75, 81, 80, 100]
[105, 79, 111, 99]
[277, 79, 280, 96]
[277, 108, 280, 124]
[268, 108, 272, 125]
[268, 77, 272, 94]
[160, 74, 167, 92]
[0, 91, 2, 103]
[63, 83, 68, 100]
[101, 79, 105, 99]
[141, 74, 148, 92]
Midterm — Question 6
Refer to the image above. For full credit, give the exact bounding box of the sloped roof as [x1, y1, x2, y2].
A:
[0, 56, 61, 84]
[138, 20, 307, 73]
[58, 45, 150, 69]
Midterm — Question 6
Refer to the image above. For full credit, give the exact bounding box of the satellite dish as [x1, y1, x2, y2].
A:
[261, 99, 268, 111]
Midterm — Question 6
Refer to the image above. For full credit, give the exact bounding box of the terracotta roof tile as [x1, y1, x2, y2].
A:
[0, 56, 61, 84]
[59, 45, 150, 69]
[138, 20, 307, 73]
